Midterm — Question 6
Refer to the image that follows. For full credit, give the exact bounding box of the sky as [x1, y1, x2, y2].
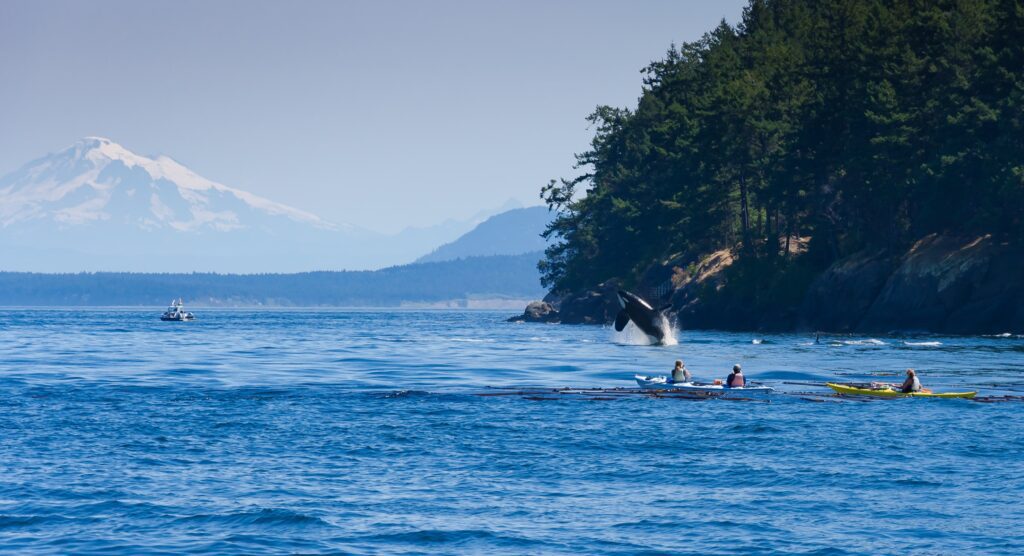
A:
[0, 0, 748, 233]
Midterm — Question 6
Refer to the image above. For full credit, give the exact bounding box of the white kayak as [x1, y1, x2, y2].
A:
[634, 375, 774, 396]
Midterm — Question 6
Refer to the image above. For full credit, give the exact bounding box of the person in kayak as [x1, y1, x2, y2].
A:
[899, 368, 922, 393]
[671, 360, 692, 383]
[726, 364, 745, 388]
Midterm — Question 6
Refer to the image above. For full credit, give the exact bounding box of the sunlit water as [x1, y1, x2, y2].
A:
[1, 309, 1023, 554]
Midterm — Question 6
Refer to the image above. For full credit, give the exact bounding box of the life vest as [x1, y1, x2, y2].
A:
[728, 373, 745, 387]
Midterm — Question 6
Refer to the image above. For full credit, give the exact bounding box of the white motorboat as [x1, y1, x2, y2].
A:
[160, 298, 195, 321]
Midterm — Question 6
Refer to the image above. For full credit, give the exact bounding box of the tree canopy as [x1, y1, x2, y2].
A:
[541, 0, 1024, 294]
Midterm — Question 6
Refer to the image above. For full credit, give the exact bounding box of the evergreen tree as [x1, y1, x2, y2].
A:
[540, 0, 1024, 295]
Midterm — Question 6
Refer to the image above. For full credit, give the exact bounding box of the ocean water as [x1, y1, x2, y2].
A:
[1, 309, 1023, 554]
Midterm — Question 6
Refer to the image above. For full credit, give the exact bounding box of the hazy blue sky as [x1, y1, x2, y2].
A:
[0, 0, 747, 233]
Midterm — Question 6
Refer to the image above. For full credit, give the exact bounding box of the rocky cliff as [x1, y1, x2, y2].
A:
[850, 235, 1023, 333]
[511, 235, 1024, 334]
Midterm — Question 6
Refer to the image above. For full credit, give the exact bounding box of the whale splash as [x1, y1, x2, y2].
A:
[612, 290, 677, 345]
[613, 318, 679, 346]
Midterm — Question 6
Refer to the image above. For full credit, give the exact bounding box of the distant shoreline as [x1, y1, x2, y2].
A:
[0, 253, 545, 308]
[0, 305, 532, 311]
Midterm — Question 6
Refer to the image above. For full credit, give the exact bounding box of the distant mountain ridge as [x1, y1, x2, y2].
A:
[0, 138, 524, 272]
[415, 206, 552, 263]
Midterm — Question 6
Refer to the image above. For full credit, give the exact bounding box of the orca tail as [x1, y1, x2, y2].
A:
[614, 309, 630, 332]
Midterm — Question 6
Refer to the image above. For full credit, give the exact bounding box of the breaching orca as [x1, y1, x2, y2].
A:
[614, 290, 673, 344]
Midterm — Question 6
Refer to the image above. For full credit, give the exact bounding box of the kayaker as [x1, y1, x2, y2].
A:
[726, 364, 745, 388]
[899, 368, 922, 393]
[671, 360, 692, 383]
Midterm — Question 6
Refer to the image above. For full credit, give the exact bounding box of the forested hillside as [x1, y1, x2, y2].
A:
[0, 253, 545, 307]
[540, 0, 1019, 294]
[540, 0, 1024, 322]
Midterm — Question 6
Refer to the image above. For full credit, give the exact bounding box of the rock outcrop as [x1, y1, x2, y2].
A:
[797, 234, 1024, 333]
[507, 301, 559, 323]
[557, 281, 622, 324]
[512, 234, 1024, 334]
[670, 248, 738, 330]
[799, 250, 898, 332]
[857, 235, 1024, 334]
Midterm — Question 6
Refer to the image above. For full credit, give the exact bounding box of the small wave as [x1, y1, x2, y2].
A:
[757, 370, 829, 381]
[165, 367, 213, 376]
[175, 508, 329, 528]
[0, 514, 49, 528]
[376, 390, 432, 399]
[752, 339, 764, 345]
[611, 518, 678, 529]
[842, 339, 887, 346]
[903, 341, 942, 347]
[891, 478, 942, 487]
[728, 423, 781, 433]
[359, 528, 527, 546]
[357, 527, 566, 551]
[451, 338, 496, 343]
[249, 509, 326, 526]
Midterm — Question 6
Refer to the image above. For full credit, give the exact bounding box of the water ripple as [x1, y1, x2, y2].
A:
[0, 309, 1022, 554]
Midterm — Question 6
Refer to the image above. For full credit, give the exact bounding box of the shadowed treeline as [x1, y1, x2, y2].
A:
[0, 253, 545, 306]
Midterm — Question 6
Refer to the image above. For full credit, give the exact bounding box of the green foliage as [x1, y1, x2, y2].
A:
[711, 253, 820, 314]
[541, 0, 1024, 292]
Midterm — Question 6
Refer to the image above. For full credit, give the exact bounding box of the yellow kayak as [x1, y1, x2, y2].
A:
[826, 383, 976, 399]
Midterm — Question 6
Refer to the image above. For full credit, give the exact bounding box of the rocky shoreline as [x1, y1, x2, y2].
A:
[511, 235, 1024, 334]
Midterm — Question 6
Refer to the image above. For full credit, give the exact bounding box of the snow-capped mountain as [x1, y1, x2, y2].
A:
[0, 137, 334, 233]
[0, 138, 528, 273]
[0, 137, 375, 272]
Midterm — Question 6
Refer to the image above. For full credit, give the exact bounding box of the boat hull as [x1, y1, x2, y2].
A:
[634, 375, 774, 395]
[826, 383, 976, 399]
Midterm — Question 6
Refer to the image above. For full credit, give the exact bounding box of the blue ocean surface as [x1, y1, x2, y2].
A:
[1, 309, 1023, 554]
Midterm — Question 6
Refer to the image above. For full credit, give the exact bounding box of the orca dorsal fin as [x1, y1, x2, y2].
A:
[614, 309, 630, 332]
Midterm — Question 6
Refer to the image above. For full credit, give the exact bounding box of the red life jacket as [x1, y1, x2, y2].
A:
[728, 373, 745, 387]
